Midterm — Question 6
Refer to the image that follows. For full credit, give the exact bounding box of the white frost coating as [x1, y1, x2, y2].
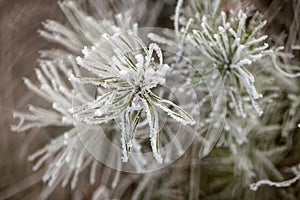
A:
[147, 33, 175, 46]
[142, 97, 163, 163]
[152, 98, 195, 125]
[120, 112, 129, 162]
[250, 174, 300, 191]
[247, 35, 268, 46]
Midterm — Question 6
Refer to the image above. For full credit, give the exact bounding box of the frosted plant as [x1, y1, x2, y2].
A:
[194, 54, 299, 198]
[148, 1, 300, 198]
[10, 0, 137, 192]
[194, 107, 291, 199]
[11, 59, 101, 190]
[148, 1, 275, 157]
[148, 0, 232, 69]
[247, 68, 300, 193]
[37, 0, 138, 85]
[190, 10, 271, 117]
[11, 59, 91, 131]
[70, 32, 195, 163]
[7, 0, 300, 199]
[39, 1, 133, 55]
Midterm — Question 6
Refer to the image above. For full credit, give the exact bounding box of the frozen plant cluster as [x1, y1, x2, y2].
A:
[70, 32, 194, 163]
[191, 10, 270, 117]
[9, 0, 300, 199]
